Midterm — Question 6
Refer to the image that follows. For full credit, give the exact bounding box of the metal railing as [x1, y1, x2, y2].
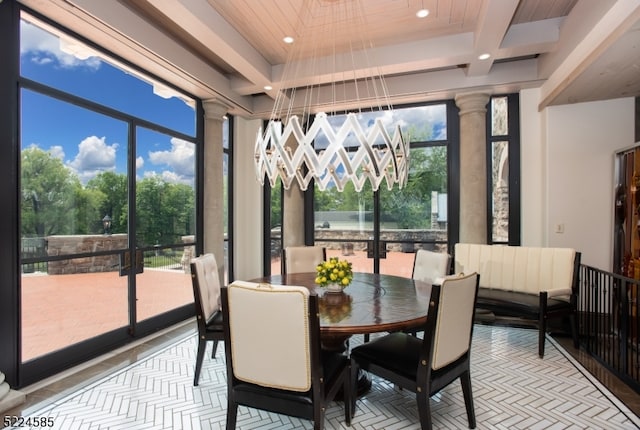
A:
[21, 237, 47, 273]
[579, 264, 640, 393]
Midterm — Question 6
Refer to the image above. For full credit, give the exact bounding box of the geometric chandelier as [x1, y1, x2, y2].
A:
[254, 112, 409, 192]
[254, 0, 410, 192]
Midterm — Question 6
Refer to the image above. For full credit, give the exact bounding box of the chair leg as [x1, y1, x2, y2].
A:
[538, 315, 546, 358]
[211, 340, 219, 359]
[193, 338, 207, 386]
[539, 294, 548, 358]
[313, 401, 325, 430]
[460, 371, 476, 429]
[364, 333, 370, 343]
[344, 365, 353, 426]
[226, 399, 238, 430]
[350, 359, 358, 417]
[416, 390, 432, 430]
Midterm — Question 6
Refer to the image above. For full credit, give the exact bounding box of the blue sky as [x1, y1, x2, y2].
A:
[19, 17, 197, 185]
[18, 15, 445, 189]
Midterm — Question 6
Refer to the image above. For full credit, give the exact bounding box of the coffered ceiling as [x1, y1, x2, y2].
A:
[18, 0, 640, 117]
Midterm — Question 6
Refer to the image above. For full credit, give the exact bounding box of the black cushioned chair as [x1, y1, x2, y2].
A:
[190, 253, 224, 386]
[221, 281, 352, 430]
[351, 272, 480, 430]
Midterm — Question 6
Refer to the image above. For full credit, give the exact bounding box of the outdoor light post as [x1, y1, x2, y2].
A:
[102, 214, 112, 235]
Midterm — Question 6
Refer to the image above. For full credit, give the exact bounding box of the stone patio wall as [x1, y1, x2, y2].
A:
[47, 234, 127, 275]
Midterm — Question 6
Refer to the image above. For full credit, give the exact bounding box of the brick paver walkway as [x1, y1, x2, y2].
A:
[21, 250, 417, 361]
[21, 268, 193, 360]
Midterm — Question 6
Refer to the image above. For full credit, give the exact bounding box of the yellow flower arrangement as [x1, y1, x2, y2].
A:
[315, 257, 353, 288]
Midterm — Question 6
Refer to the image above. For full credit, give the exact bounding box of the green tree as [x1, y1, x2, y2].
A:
[21, 147, 83, 237]
[135, 176, 195, 247]
[87, 171, 128, 234]
[270, 179, 282, 228]
[379, 145, 447, 229]
[71, 186, 107, 234]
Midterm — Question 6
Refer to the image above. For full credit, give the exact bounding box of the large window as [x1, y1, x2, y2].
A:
[18, 10, 201, 382]
[263, 94, 520, 276]
[260, 102, 457, 276]
[311, 103, 454, 276]
[487, 94, 520, 245]
[266, 177, 283, 275]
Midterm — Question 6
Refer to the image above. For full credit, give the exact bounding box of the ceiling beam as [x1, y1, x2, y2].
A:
[466, 0, 519, 77]
[142, 0, 274, 93]
[251, 58, 543, 118]
[539, 0, 640, 110]
[19, 0, 255, 114]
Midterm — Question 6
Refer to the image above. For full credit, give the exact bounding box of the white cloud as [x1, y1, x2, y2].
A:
[142, 169, 191, 186]
[147, 138, 195, 184]
[20, 20, 101, 71]
[67, 136, 118, 182]
[136, 156, 144, 170]
[160, 170, 189, 184]
[48, 145, 65, 160]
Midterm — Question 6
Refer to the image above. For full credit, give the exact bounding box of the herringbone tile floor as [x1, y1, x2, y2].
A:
[4, 324, 640, 429]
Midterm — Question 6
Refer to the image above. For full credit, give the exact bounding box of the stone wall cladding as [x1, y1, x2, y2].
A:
[47, 234, 127, 275]
[314, 229, 448, 253]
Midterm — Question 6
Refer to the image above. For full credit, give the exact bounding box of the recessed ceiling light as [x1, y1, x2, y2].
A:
[478, 53, 491, 60]
[416, 8, 429, 18]
[264, 85, 273, 91]
[283, 36, 294, 44]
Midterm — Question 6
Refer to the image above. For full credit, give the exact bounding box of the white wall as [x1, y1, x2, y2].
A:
[520, 88, 546, 247]
[536, 98, 635, 270]
[234, 93, 635, 277]
[232, 117, 264, 280]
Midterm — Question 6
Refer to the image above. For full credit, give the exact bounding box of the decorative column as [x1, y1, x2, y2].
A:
[0, 372, 9, 401]
[203, 99, 230, 284]
[455, 92, 491, 244]
[283, 186, 305, 248]
[0, 371, 25, 414]
[282, 134, 305, 248]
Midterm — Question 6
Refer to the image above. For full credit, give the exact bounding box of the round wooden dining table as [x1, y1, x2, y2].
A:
[250, 272, 433, 396]
[250, 271, 434, 351]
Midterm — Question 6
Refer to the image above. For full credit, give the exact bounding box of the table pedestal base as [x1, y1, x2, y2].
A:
[321, 333, 372, 399]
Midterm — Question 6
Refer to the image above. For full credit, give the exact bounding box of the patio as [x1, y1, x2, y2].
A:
[21, 250, 417, 361]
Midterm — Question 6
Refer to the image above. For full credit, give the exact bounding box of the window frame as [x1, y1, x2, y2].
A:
[486, 93, 521, 245]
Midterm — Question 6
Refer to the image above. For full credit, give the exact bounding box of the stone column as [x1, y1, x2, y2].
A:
[283, 185, 305, 248]
[455, 92, 490, 244]
[282, 134, 305, 248]
[0, 372, 9, 401]
[0, 371, 25, 414]
[203, 99, 230, 284]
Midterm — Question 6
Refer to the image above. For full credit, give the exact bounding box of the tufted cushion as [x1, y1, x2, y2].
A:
[284, 246, 325, 274]
[454, 244, 575, 295]
[227, 281, 312, 392]
[412, 249, 451, 284]
[191, 254, 221, 319]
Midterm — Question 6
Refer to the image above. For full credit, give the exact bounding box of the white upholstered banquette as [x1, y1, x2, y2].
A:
[453, 243, 580, 358]
[454, 243, 576, 298]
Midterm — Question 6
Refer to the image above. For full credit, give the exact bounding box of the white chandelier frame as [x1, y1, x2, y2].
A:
[255, 112, 409, 192]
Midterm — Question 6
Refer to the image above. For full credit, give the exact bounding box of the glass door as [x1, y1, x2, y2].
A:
[132, 127, 195, 326]
[379, 145, 448, 278]
[18, 12, 199, 384]
[20, 89, 131, 361]
[311, 104, 451, 275]
[314, 181, 374, 274]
